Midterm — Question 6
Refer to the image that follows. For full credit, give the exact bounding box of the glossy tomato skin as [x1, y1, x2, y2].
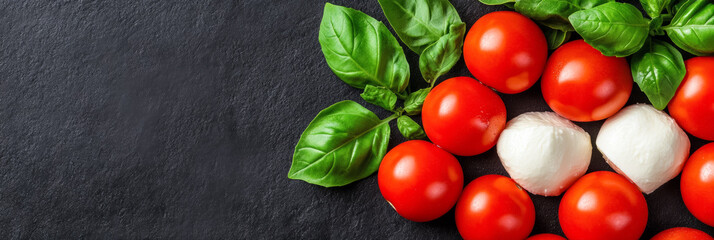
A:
[541, 40, 632, 122]
[422, 77, 506, 156]
[559, 171, 648, 240]
[527, 233, 567, 240]
[463, 11, 547, 94]
[650, 227, 714, 240]
[378, 140, 464, 222]
[681, 143, 714, 226]
[455, 175, 535, 240]
[668, 57, 714, 141]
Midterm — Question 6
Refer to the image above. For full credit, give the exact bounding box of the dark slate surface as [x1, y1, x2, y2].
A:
[0, 0, 711, 239]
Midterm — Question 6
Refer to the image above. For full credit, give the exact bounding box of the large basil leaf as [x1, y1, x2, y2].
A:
[319, 3, 409, 93]
[544, 28, 572, 50]
[360, 85, 398, 111]
[289, 100, 394, 187]
[641, 0, 673, 18]
[479, 0, 515, 5]
[419, 23, 466, 83]
[514, 0, 612, 32]
[569, 2, 650, 57]
[630, 39, 686, 110]
[397, 116, 427, 140]
[378, 0, 463, 55]
[404, 88, 430, 115]
[664, 0, 714, 56]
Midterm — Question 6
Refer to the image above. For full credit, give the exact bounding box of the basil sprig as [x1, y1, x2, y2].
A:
[664, 0, 714, 56]
[291, 2, 465, 187]
[319, 3, 409, 94]
[630, 39, 686, 110]
[289, 101, 393, 187]
[378, 0, 466, 83]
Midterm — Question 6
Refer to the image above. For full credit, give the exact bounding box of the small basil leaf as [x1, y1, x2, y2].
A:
[480, 0, 515, 5]
[650, 16, 666, 35]
[630, 39, 686, 110]
[515, 0, 582, 31]
[397, 115, 427, 140]
[419, 22, 466, 83]
[378, 0, 463, 55]
[404, 88, 431, 115]
[544, 28, 572, 50]
[360, 85, 398, 111]
[641, 0, 673, 18]
[319, 3, 409, 93]
[289, 100, 394, 187]
[569, 2, 650, 57]
[664, 0, 714, 56]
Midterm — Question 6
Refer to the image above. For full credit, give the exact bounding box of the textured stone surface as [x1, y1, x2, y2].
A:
[0, 0, 710, 239]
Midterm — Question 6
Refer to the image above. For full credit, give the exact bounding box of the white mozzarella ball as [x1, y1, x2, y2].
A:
[497, 112, 592, 196]
[596, 104, 690, 194]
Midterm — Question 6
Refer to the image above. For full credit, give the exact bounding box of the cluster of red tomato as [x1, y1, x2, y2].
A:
[378, 11, 714, 240]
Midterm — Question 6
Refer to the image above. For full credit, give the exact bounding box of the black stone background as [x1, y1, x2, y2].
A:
[0, 0, 711, 239]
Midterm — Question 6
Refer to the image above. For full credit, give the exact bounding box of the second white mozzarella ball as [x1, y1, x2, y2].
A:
[596, 104, 690, 194]
[497, 112, 592, 196]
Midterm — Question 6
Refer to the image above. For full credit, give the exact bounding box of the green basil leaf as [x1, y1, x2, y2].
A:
[641, 0, 673, 18]
[360, 85, 398, 111]
[630, 39, 686, 110]
[378, 0, 463, 55]
[289, 100, 394, 187]
[419, 23, 466, 83]
[319, 3, 409, 93]
[397, 115, 427, 140]
[664, 0, 714, 56]
[544, 28, 572, 50]
[515, 0, 582, 31]
[514, 0, 612, 32]
[404, 88, 431, 115]
[480, 0, 515, 5]
[575, 0, 614, 9]
[569, 2, 650, 57]
[674, 0, 687, 14]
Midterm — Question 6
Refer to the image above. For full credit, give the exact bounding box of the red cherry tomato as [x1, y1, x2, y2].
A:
[527, 233, 567, 240]
[422, 77, 506, 156]
[455, 175, 535, 240]
[681, 143, 714, 226]
[378, 140, 464, 222]
[668, 57, 714, 141]
[559, 171, 648, 240]
[541, 40, 632, 122]
[463, 11, 547, 94]
[651, 227, 714, 240]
